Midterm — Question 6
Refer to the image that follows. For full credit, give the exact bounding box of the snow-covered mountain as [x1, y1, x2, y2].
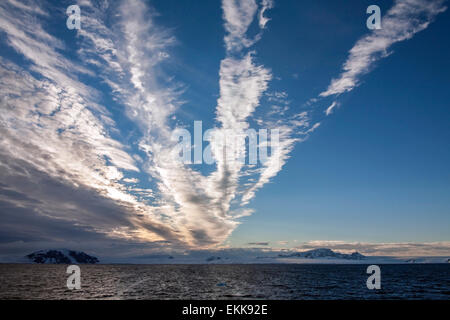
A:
[7, 248, 446, 264]
[278, 248, 366, 260]
[26, 249, 99, 264]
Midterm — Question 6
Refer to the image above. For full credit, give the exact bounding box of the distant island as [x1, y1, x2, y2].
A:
[278, 248, 366, 260]
[26, 249, 99, 264]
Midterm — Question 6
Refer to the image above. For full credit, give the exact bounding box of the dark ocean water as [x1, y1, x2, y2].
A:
[0, 264, 449, 300]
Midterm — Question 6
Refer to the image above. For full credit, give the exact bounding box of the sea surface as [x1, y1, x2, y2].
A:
[0, 264, 449, 299]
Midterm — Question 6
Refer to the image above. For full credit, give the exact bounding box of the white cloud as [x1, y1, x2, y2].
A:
[214, 0, 322, 209]
[325, 101, 338, 116]
[320, 0, 447, 97]
[0, 0, 186, 248]
[258, 0, 274, 29]
[222, 0, 259, 52]
[123, 178, 139, 184]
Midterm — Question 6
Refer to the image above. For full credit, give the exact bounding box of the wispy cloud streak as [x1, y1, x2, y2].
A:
[0, 0, 183, 248]
[1, 0, 446, 254]
[320, 0, 447, 98]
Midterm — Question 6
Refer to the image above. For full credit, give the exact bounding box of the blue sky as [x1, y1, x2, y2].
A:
[0, 0, 449, 258]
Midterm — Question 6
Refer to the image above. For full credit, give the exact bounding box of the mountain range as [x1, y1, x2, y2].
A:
[277, 248, 366, 260]
[4, 248, 446, 264]
[26, 249, 99, 264]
